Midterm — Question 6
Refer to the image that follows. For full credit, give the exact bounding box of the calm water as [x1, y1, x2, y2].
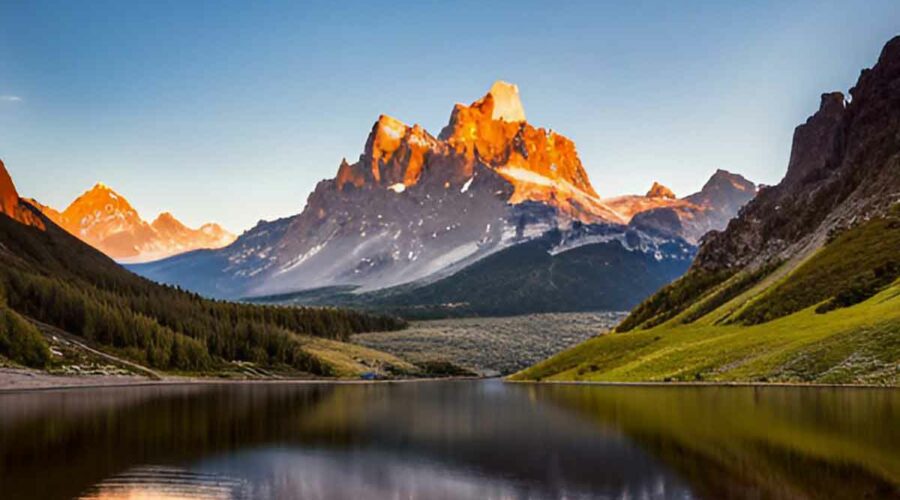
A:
[0, 380, 897, 499]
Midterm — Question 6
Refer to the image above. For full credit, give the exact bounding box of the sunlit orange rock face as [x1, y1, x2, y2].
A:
[646, 182, 676, 199]
[0, 159, 19, 216]
[606, 171, 758, 243]
[605, 182, 688, 221]
[0, 160, 44, 229]
[334, 81, 623, 224]
[28, 183, 236, 262]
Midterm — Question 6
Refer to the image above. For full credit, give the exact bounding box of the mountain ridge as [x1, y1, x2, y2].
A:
[27, 183, 236, 263]
[131, 82, 756, 303]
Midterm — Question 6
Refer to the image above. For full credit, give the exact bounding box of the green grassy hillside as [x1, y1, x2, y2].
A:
[512, 209, 900, 385]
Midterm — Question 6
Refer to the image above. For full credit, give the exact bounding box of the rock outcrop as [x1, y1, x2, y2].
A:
[646, 182, 676, 199]
[694, 36, 900, 271]
[0, 160, 44, 229]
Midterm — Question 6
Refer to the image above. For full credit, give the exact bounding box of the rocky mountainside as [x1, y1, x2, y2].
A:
[694, 37, 900, 273]
[132, 82, 754, 301]
[27, 183, 235, 262]
[605, 35, 900, 340]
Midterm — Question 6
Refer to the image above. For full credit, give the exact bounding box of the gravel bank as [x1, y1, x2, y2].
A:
[351, 312, 626, 376]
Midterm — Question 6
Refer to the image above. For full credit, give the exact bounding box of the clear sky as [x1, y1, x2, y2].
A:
[1, 1, 898, 232]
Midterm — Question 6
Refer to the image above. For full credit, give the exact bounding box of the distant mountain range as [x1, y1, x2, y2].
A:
[515, 35, 900, 385]
[26, 183, 235, 263]
[131, 81, 756, 312]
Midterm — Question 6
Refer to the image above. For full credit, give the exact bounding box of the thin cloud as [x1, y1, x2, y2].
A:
[0, 95, 23, 102]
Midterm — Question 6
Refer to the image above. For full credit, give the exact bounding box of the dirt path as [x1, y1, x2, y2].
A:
[29, 319, 163, 380]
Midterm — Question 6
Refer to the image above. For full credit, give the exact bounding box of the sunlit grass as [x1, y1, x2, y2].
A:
[511, 281, 900, 385]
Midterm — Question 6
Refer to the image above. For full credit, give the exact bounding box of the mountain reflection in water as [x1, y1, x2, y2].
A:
[0, 380, 896, 499]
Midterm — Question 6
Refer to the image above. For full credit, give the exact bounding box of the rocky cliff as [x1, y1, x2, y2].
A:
[695, 36, 900, 271]
[0, 160, 44, 229]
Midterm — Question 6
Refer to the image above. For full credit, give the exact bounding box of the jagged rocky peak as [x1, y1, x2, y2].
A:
[151, 211, 187, 230]
[68, 182, 136, 214]
[694, 35, 900, 272]
[782, 92, 846, 187]
[329, 81, 619, 223]
[646, 182, 676, 199]
[0, 160, 45, 228]
[26, 181, 236, 262]
[0, 159, 19, 216]
[688, 169, 757, 208]
[485, 80, 527, 122]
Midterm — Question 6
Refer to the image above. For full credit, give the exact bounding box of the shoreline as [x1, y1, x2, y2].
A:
[0, 368, 487, 394]
[2, 367, 896, 393]
[504, 379, 899, 389]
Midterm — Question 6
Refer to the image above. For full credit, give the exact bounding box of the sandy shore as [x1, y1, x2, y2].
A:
[0, 368, 492, 392]
[0, 368, 163, 392]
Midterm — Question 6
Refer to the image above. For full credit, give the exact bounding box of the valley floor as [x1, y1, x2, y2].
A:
[351, 312, 626, 376]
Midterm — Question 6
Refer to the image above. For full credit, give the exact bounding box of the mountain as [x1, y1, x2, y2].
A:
[608, 170, 758, 243]
[132, 82, 755, 304]
[0, 160, 43, 229]
[250, 228, 695, 318]
[513, 36, 900, 385]
[0, 159, 410, 377]
[26, 183, 236, 263]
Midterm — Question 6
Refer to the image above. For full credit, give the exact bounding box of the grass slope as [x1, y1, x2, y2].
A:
[513, 210, 900, 385]
[512, 281, 899, 384]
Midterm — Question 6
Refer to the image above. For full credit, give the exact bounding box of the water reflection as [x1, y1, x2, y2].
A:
[0, 381, 896, 499]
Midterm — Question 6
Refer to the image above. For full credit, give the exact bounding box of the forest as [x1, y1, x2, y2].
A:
[0, 210, 406, 373]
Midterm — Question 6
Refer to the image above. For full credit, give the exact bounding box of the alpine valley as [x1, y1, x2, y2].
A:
[130, 82, 757, 316]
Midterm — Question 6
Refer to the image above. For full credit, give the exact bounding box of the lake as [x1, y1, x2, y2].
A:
[0, 380, 897, 499]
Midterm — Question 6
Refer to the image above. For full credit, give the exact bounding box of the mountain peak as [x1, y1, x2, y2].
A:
[151, 211, 185, 229]
[646, 182, 676, 199]
[80, 181, 127, 202]
[486, 81, 526, 123]
[26, 182, 237, 262]
[0, 160, 45, 228]
[0, 159, 20, 216]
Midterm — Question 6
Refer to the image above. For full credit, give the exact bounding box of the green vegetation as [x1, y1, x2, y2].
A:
[0, 213, 406, 376]
[616, 269, 734, 332]
[735, 206, 900, 324]
[676, 263, 778, 325]
[512, 208, 900, 385]
[512, 281, 899, 384]
[0, 306, 50, 368]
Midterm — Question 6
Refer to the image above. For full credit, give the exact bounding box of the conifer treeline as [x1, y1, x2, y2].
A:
[0, 212, 405, 372]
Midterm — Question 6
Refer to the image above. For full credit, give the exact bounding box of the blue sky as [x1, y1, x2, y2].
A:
[1, 1, 898, 232]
